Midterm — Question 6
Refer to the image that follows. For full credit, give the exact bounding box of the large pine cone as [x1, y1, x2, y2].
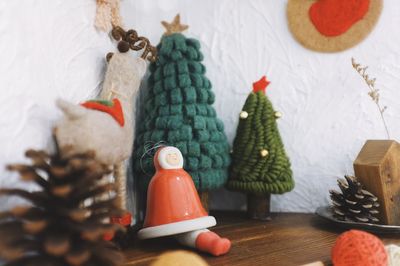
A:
[330, 175, 380, 223]
[0, 149, 125, 266]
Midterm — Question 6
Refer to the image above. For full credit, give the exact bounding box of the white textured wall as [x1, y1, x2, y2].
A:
[0, 0, 113, 209]
[1, 0, 400, 212]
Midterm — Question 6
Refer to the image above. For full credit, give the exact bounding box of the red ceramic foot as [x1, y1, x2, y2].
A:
[195, 231, 231, 256]
[104, 212, 132, 241]
[103, 231, 115, 241]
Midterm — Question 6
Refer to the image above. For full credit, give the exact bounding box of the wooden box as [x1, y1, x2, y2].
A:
[353, 140, 400, 225]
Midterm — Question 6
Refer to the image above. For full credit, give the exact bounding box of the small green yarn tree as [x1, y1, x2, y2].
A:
[133, 15, 230, 198]
[227, 76, 294, 220]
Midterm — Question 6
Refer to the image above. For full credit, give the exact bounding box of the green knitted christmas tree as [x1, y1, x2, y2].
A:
[133, 15, 230, 196]
[227, 76, 294, 220]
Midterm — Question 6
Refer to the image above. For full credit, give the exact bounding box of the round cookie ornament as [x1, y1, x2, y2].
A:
[287, 0, 383, 52]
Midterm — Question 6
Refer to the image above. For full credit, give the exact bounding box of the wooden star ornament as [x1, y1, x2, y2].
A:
[161, 14, 189, 36]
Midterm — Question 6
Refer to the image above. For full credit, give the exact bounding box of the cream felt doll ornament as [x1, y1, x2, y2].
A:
[138, 146, 231, 256]
[54, 52, 146, 230]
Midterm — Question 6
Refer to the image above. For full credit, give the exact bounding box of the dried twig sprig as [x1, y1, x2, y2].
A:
[351, 58, 390, 139]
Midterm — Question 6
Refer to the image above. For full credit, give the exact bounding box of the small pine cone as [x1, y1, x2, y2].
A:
[0, 149, 125, 266]
[330, 175, 380, 224]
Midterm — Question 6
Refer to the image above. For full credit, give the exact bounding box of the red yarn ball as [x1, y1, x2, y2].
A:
[332, 230, 388, 266]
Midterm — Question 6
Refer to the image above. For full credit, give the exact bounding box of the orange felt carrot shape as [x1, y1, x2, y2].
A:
[81, 98, 124, 126]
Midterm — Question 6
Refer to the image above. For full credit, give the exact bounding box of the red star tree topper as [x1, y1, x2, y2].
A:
[252, 76, 270, 94]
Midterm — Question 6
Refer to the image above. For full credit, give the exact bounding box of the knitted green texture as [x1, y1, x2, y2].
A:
[227, 91, 294, 195]
[133, 33, 230, 191]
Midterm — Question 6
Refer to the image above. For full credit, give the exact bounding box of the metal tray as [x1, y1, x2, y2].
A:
[315, 206, 400, 234]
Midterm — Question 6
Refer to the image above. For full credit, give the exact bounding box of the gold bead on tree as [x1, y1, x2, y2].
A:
[240, 111, 249, 119]
[274, 111, 282, 119]
[260, 149, 269, 157]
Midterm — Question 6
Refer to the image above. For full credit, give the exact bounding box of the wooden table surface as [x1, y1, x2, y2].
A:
[123, 211, 400, 266]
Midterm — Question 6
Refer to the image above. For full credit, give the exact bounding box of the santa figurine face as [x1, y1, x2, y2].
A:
[157, 146, 184, 170]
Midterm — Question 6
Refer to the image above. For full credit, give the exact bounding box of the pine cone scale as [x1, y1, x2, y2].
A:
[330, 175, 380, 224]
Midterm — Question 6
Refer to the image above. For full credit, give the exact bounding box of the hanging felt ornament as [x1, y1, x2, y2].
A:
[95, 0, 122, 32]
[54, 26, 156, 244]
[54, 25, 156, 245]
[55, 52, 147, 241]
